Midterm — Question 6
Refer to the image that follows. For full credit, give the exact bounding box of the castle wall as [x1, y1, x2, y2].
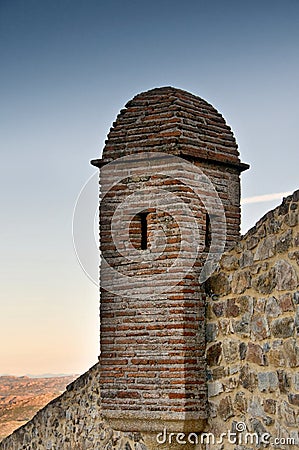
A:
[205, 190, 299, 449]
[1, 191, 298, 449]
[0, 363, 148, 450]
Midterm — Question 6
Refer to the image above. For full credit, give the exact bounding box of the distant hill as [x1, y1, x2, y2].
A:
[0, 374, 78, 442]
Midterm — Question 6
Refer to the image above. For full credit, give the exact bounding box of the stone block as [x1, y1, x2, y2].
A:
[294, 306, 299, 332]
[283, 338, 299, 367]
[211, 366, 229, 380]
[234, 391, 247, 414]
[255, 297, 266, 313]
[253, 236, 276, 261]
[239, 364, 258, 392]
[263, 398, 277, 415]
[246, 235, 259, 250]
[277, 370, 291, 394]
[208, 381, 223, 397]
[276, 229, 292, 253]
[238, 295, 254, 315]
[278, 293, 294, 312]
[220, 254, 239, 270]
[265, 296, 281, 317]
[257, 372, 278, 392]
[222, 339, 239, 364]
[293, 373, 299, 391]
[266, 217, 282, 234]
[249, 418, 267, 438]
[231, 271, 251, 294]
[212, 301, 225, 318]
[271, 317, 294, 339]
[246, 342, 265, 366]
[218, 396, 234, 421]
[239, 250, 254, 268]
[274, 259, 298, 291]
[208, 400, 218, 418]
[206, 342, 222, 366]
[287, 211, 298, 227]
[288, 394, 299, 407]
[232, 315, 250, 337]
[239, 342, 247, 360]
[251, 315, 270, 341]
[252, 269, 276, 294]
[206, 322, 218, 343]
[268, 347, 286, 367]
[226, 298, 240, 317]
[207, 272, 231, 296]
[247, 397, 266, 418]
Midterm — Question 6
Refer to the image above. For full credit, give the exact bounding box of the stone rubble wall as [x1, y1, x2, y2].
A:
[205, 190, 299, 449]
[0, 363, 148, 450]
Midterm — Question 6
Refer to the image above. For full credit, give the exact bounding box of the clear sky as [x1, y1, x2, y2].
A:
[0, 0, 298, 375]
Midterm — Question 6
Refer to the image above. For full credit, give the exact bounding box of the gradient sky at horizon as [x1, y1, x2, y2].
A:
[0, 0, 298, 375]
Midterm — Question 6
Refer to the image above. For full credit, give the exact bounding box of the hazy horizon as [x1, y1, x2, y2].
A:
[0, 372, 79, 378]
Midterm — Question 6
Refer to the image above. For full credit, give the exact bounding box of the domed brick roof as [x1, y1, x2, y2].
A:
[93, 87, 248, 171]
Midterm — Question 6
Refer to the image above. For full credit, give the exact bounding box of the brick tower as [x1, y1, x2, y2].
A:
[91, 87, 249, 445]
